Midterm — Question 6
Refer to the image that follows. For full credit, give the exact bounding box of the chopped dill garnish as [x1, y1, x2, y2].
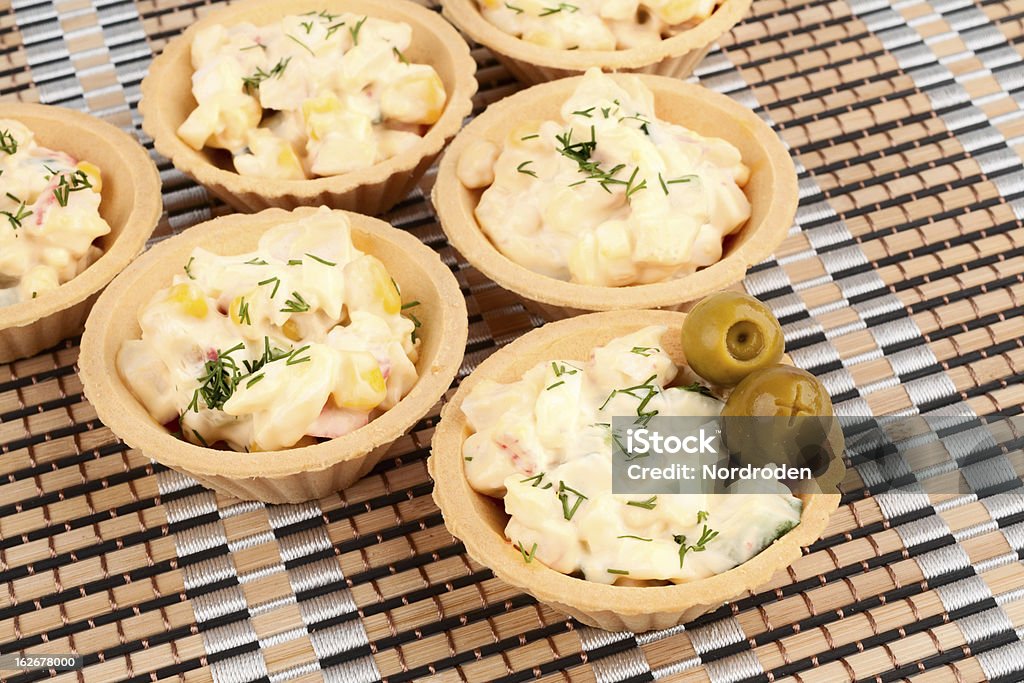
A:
[305, 252, 336, 266]
[258, 276, 281, 298]
[0, 129, 18, 155]
[517, 541, 538, 563]
[349, 16, 367, 45]
[517, 160, 538, 177]
[281, 291, 310, 313]
[241, 57, 291, 92]
[626, 496, 657, 510]
[557, 481, 587, 520]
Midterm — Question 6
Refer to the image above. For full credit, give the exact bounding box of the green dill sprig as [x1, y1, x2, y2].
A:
[242, 57, 291, 92]
[349, 16, 367, 45]
[674, 522, 719, 568]
[504, 1, 524, 12]
[184, 257, 196, 280]
[516, 160, 537, 177]
[286, 344, 311, 365]
[557, 481, 587, 520]
[571, 107, 595, 118]
[281, 291, 310, 313]
[393, 47, 409, 65]
[2, 195, 32, 229]
[626, 496, 657, 510]
[245, 257, 269, 265]
[599, 374, 660, 427]
[52, 169, 93, 207]
[286, 33, 316, 55]
[624, 166, 647, 200]
[0, 129, 17, 155]
[305, 252, 336, 266]
[680, 381, 715, 398]
[617, 535, 652, 541]
[186, 342, 245, 413]
[551, 361, 579, 377]
[607, 568, 630, 575]
[237, 298, 251, 325]
[630, 346, 658, 357]
[401, 299, 422, 343]
[258, 276, 281, 298]
[540, 2, 579, 15]
[185, 338, 314, 416]
[520, 472, 545, 486]
[517, 541, 537, 563]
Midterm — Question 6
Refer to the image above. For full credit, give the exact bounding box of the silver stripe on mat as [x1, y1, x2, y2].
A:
[265, 503, 381, 683]
[157, 469, 272, 683]
[12, 0, 86, 108]
[847, 0, 1024, 667]
[576, 626, 652, 683]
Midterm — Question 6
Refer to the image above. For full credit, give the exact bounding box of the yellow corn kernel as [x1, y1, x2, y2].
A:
[282, 319, 302, 341]
[380, 70, 446, 125]
[302, 93, 343, 141]
[335, 351, 387, 410]
[229, 294, 250, 325]
[167, 283, 208, 318]
[366, 256, 401, 315]
[481, 0, 501, 7]
[75, 161, 102, 193]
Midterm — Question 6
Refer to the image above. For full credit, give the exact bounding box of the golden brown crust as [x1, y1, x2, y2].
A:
[0, 103, 162, 363]
[441, 0, 753, 84]
[432, 74, 799, 320]
[141, 0, 478, 215]
[79, 207, 469, 503]
[429, 310, 843, 632]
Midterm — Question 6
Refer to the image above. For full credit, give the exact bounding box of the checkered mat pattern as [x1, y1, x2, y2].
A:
[2, 0, 1024, 681]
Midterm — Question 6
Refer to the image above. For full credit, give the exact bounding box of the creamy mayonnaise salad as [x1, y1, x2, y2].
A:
[477, 0, 722, 50]
[179, 10, 448, 179]
[462, 327, 802, 584]
[118, 208, 421, 452]
[0, 120, 109, 306]
[457, 69, 751, 287]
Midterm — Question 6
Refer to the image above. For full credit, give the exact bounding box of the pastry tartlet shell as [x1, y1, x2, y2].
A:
[429, 309, 843, 632]
[140, 0, 478, 215]
[432, 73, 798, 320]
[0, 103, 162, 363]
[79, 207, 468, 504]
[442, 0, 753, 84]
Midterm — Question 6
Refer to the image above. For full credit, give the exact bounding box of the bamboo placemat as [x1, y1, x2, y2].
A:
[1, 0, 1023, 681]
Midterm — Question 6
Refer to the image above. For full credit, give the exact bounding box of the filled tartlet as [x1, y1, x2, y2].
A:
[458, 69, 750, 287]
[434, 71, 797, 318]
[430, 296, 842, 631]
[0, 119, 110, 305]
[0, 104, 161, 363]
[80, 207, 467, 503]
[442, 0, 752, 83]
[142, 0, 477, 214]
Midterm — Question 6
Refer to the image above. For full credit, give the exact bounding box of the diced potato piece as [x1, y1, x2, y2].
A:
[380, 67, 446, 125]
[333, 350, 387, 410]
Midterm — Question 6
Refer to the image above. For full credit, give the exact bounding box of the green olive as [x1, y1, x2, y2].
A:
[723, 365, 834, 418]
[721, 365, 835, 470]
[681, 291, 784, 387]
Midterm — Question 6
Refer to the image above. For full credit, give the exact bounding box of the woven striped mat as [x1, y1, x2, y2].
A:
[2, 0, 1024, 681]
